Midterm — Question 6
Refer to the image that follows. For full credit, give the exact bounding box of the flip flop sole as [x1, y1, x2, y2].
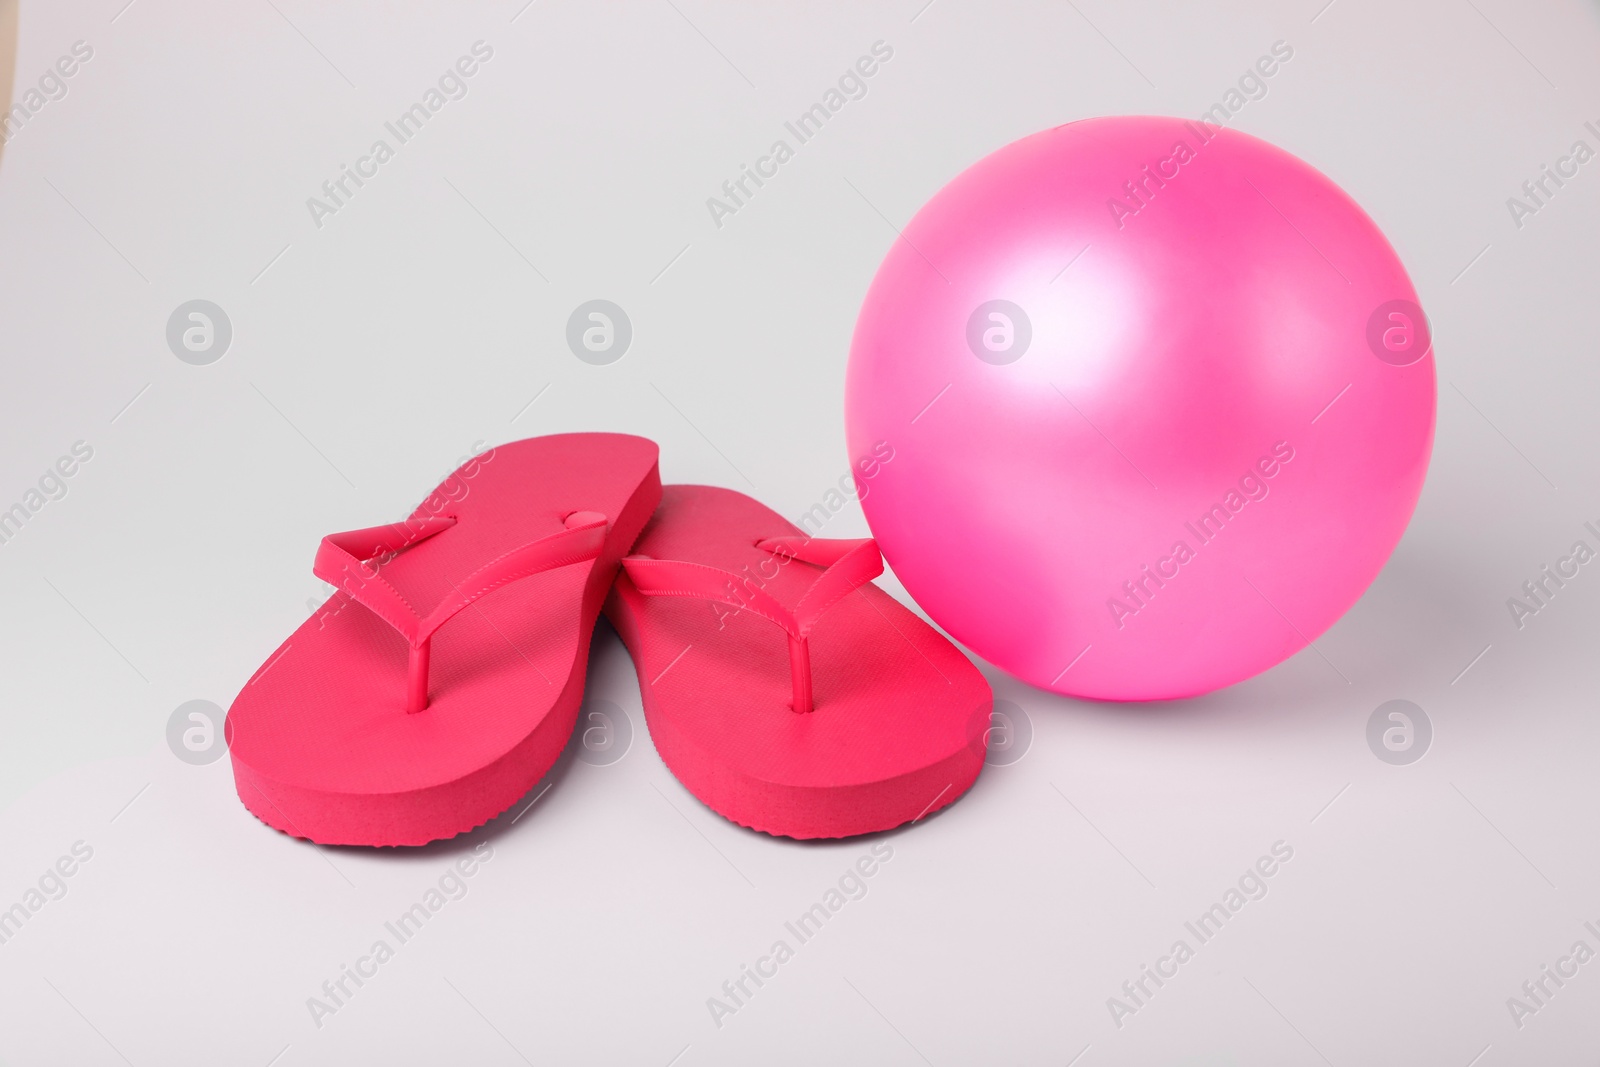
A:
[227, 434, 661, 846]
[605, 485, 992, 839]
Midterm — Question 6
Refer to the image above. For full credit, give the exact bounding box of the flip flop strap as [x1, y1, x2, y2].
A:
[620, 535, 882, 712]
[313, 510, 608, 711]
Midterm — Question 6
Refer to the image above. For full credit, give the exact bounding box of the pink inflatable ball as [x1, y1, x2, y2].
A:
[845, 116, 1434, 700]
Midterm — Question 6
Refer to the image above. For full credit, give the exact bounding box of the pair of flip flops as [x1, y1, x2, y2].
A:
[226, 434, 992, 846]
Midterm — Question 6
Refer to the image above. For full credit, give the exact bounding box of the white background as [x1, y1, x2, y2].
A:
[1, 1, 1598, 1064]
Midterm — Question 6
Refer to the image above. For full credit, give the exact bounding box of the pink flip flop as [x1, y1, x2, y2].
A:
[605, 485, 992, 839]
[227, 434, 661, 846]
